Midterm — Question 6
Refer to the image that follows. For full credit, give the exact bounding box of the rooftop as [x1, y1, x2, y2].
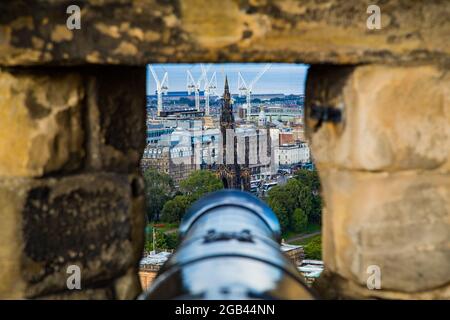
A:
[140, 251, 171, 267]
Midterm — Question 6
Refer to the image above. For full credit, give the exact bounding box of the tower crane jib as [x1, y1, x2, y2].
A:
[148, 65, 169, 116]
[237, 64, 271, 122]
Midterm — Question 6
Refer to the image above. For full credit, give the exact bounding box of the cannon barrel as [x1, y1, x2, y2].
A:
[141, 190, 315, 300]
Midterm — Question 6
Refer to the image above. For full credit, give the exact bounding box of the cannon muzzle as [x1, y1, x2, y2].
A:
[141, 190, 314, 300]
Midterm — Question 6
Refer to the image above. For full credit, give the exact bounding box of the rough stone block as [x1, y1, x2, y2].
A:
[84, 66, 146, 173]
[113, 268, 142, 300]
[306, 65, 450, 173]
[0, 173, 145, 299]
[0, 69, 84, 177]
[0, 1, 449, 66]
[319, 169, 450, 299]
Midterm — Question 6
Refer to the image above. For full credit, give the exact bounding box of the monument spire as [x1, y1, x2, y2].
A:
[220, 74, 234, 129]
[216, 75, 249, 191]
[224, 75, 229, 92]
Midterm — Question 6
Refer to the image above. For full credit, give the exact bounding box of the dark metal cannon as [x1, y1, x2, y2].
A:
[141, 190, 315, 300]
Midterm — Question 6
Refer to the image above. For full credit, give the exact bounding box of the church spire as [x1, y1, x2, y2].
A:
[223, 75, 231, 101]
[220, 74, 234, 128]
[224, 75, 229, 92]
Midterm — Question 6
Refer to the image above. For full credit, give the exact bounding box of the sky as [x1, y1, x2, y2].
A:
[146, 63, 309, 96]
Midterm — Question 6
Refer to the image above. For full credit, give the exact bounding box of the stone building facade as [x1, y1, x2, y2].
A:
[139, 266, 160, 292]
[141, 144, 196, 187]
[0, 0, 449, 300]
[276, 142, 310, 167]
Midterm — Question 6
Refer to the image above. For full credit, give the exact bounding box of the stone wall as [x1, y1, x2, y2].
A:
[139, 269, 160, 292]
[0, 0, 449, 299]
[0, 66, 146, 299]
[306, 64, 450, 299]
[1, 0, 449, 66]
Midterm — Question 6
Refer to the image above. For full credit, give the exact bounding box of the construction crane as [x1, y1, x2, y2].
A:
[201, 64, 218, 116]
[148, 65, 169, 116]
[237, 64, 271, 122]
[187, 64, 210, 112]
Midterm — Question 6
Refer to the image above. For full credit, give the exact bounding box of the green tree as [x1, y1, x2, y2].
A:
[180, 170, 223, 201]
[165, 232, 180, 249]
[292, 208, 308, 232]
[157, 170, 223, 225]
[143, 168, 174, 221]
[282, 179, 302, 213]
[310, 195, 322, 224]
[145, 228, 180, 252]
[267, 176, 322, 232]
[294, 169, 321, 193]
[267, 198, 290, 232]
[267, 182, 296, 212]
[160, 195, 191, 223]
[296, 183, 313, 219]
[294, 169, 322, 224]
[144, 228, 168, 251]
[267, 184, 297, 233]
[303, 235, 322, 260]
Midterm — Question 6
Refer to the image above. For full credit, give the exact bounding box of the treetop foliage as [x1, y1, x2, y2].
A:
[267, 169, 322, 233]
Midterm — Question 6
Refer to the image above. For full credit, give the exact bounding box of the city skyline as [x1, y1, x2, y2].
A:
[146, 63, 309, 96]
